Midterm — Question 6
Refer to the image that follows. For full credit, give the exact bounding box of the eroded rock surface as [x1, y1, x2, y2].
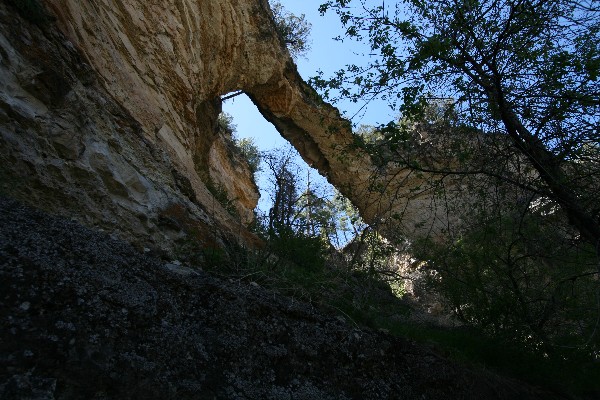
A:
[209, 132, 259, 225]
[0, 196, 568, 399]
[1, 0, 456, 255]
[0, 1, 259, 252]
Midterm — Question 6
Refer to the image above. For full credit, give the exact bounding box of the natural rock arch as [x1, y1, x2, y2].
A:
[1, 0, 448, 252]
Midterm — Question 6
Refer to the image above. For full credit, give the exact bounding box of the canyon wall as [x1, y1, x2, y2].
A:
[0, 0, 264, 253]
[0, 0, 452, 255]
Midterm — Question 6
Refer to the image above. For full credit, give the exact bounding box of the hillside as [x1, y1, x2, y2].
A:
[0, 196, 570, 399]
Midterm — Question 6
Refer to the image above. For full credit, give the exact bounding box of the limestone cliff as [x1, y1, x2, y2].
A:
[208, 130, 259, 225]
[0, 0, 263, 252]
[0, 0, 452, 254]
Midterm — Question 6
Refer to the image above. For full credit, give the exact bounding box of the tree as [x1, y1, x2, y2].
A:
[271, 1, 312, 59]
[234, 137, 261, 175]
[297, 188, 333, 237]
[312, 0, 600, 353]
[263, 149, 299, 234]
[258, 148, 330, 270]
[314, 0, 600, 254]
[262, 148, 339, 240]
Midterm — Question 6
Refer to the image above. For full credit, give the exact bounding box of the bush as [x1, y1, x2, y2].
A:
[216, 113, 261, 176]
[268, 226, 327, 272]
[411, 209, 599, 355]
[270, 1, 311, 59]
[206, 178, 238, 218]
[217, 112, 236, 134]
[234, 137, 261, 174]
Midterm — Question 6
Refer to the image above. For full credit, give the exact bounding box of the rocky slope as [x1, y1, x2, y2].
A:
[0, 196, 569, 399]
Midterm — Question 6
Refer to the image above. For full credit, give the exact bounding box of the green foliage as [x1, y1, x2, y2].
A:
[346, 228, 397, 271]
[270, 1, 312, 59]
[217, 112, 261, 176]
[234, 137, 261, 175]
[203, 216, 407, 328]
[295, 188, 336, 241]
[315, 0, 600, 249]
[314, 3, 600, 385]
[7, 0, 49, 25]
[261, 146, 367, 248]
[201, 246, 228, 269]
[250, 149, 329, 272]
[411, 207, 599, 354]
[217, 112, 236, 134]
[269, 226, 328, 272]
[379, 319, 600, 395]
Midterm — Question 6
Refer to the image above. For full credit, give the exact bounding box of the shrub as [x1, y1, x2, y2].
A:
[234, 137, 261, 175]
[217, 112, 236, 134]
[206, 177, 238, 218]
[411, 209, 599, 355]
[270, 1, 311, 59]
[268, 225, 327, 272]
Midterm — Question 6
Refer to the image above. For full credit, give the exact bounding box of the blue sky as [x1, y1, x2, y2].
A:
[222, 0, 395, 214]
[223, 1, 395, 151]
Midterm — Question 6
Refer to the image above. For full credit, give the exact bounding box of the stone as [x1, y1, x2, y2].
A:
[0, 0, 468, 258]
[164, 262, 199, 277]
[0, 1, 260, 254]
[0, 196, 568, 399]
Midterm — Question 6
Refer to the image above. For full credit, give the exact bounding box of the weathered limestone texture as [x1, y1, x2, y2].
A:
[208, 133, 259, 225]
[41, 0, 446, 239]
[1, 0, 453, 255]
[0, 1, 262, 252]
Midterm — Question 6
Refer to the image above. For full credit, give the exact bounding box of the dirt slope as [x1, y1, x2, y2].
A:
[0, 196, 569, 399]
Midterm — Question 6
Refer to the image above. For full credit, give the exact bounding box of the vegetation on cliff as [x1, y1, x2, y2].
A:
[310, 0, 600, 366]
[271, 0, 312, 59]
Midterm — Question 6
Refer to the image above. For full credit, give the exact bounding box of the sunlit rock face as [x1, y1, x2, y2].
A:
[0, 0, 270, 252]
[43, 0, 283, 193]
[208, 133, 259, 225]
[43, 0, 429, 237]
[0, 0, 453, 255]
